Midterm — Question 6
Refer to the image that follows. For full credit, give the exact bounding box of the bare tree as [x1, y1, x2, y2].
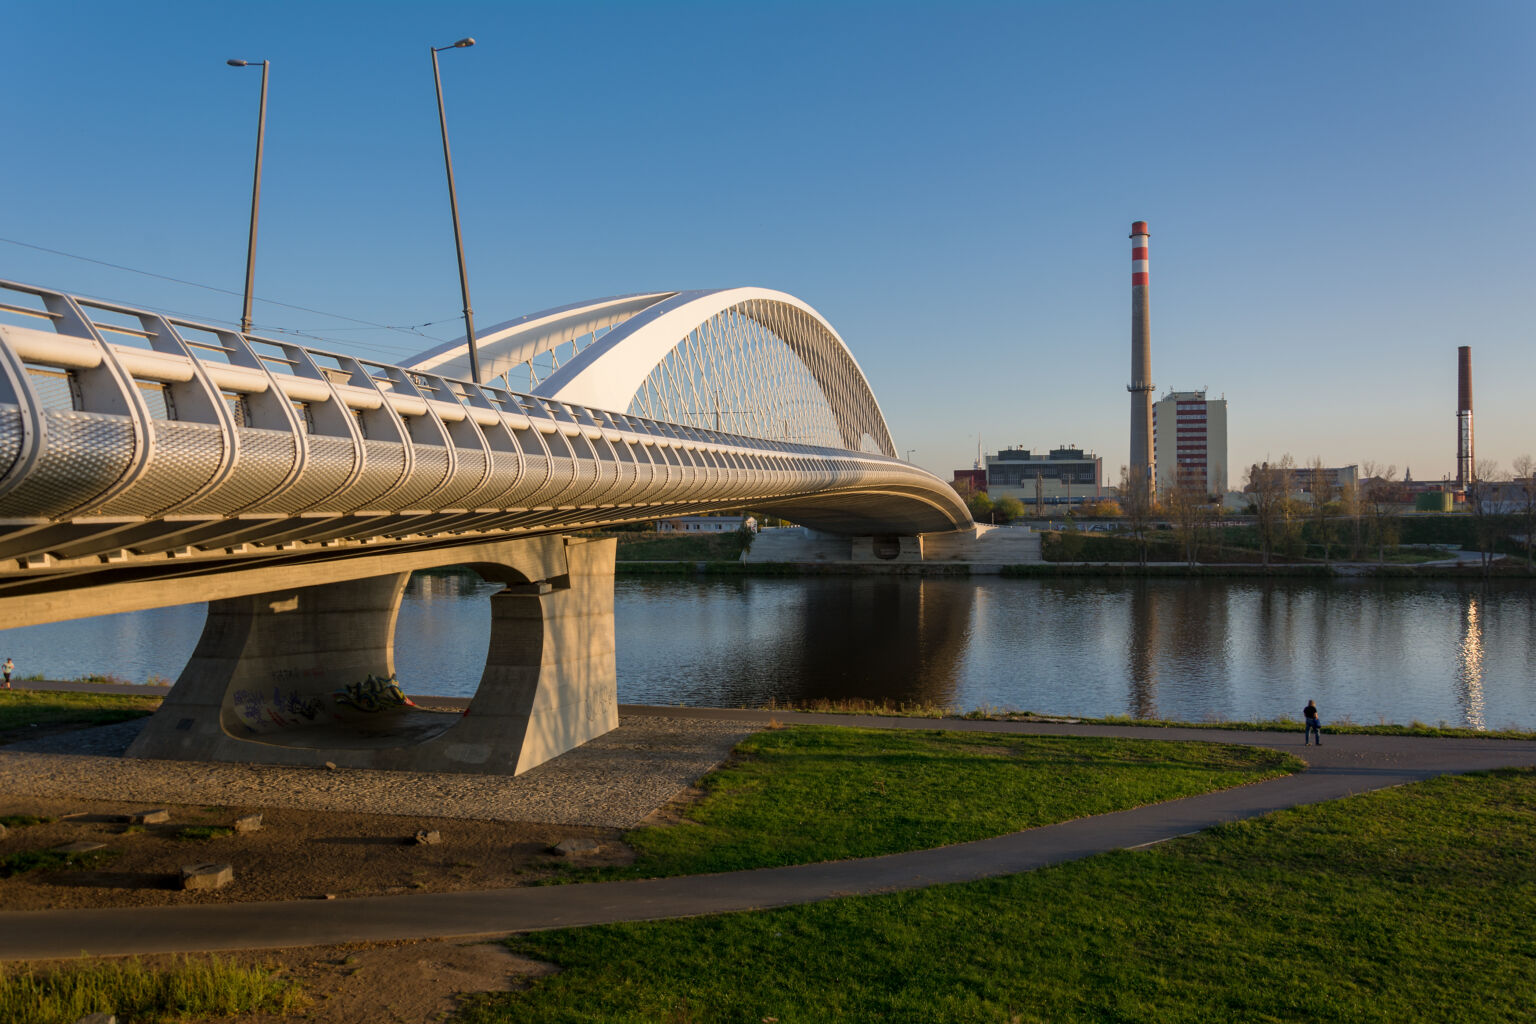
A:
[1247, 454, 1295, 566]
[1338, 476, 1363, 561]
[1360, 461, 1399, 565]
[1118, 464, 1154, 567]
[1306, 457, 1336, 564]
[1205, 461, 1226, 558]
[1165, 477, 1209, 566]
[1466, 459, 1506, 576]
[1513, 454, 1536, 567]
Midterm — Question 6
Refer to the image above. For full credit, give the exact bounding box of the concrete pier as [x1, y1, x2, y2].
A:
[126, 535, 618, 775]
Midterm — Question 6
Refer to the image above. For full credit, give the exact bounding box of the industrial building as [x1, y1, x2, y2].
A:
[1153, 389, 1228, 496]
[984, 447, 1103, 507]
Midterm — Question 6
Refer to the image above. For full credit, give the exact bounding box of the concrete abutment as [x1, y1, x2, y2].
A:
[125, 535, 618, 775]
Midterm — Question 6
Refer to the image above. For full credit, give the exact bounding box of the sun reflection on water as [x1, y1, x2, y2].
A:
[1455, 594, 1486, 730]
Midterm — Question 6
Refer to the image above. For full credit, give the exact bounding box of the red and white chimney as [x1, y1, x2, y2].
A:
[1128, 221, 1154, 488]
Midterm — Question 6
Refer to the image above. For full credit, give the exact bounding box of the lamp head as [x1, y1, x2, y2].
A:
[453, 37, 475, 47]
[227, 59, 248, 66]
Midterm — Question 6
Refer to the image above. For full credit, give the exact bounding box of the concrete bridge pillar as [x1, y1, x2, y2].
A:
[125, 535, 618, 775]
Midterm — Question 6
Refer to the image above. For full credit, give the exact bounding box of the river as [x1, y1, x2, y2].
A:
[3, 575, 1533, 730]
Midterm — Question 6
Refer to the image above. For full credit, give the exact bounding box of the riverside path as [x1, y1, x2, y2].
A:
[3, 707, 1534, 960]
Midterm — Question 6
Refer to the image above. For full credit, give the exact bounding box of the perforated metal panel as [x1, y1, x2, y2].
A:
[432, 448, 487, 508]
[459, 450, 522, 508]
[345, 441, 408, 510]
[502, 454, 549, 507]
[214, 428, 297, 514]
[388, 446, 449, 510]
[99, 420, 224, 517]
[0, 407, 23, 486]
[280, 434, 356, 512]
[541, 456, 582, 507]
[2, 412, 133, 518]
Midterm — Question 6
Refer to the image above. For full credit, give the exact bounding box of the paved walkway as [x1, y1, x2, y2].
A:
[4, 706, 1535, 960]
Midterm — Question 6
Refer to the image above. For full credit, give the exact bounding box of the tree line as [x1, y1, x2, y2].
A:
[957, 454, 1536, 572]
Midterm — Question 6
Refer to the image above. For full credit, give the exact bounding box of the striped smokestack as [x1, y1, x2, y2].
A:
[1128, 221, 1154, 489]
[1457, 345, 1474, 488]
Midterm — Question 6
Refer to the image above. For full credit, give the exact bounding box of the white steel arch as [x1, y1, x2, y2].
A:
[536, 288, 897, 457]
[408, 288, 898, 457]
[407, 292, 676, 390]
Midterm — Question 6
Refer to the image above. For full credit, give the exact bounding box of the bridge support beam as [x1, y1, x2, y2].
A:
[125, 535, 618, 775]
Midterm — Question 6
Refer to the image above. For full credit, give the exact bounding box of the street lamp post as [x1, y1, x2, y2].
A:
[905, 448, 918, 462]
[226, 58, 269, 335]
[430, 37, 482, 384]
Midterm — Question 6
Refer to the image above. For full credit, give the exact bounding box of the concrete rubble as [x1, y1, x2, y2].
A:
[181, 862, 234, 891]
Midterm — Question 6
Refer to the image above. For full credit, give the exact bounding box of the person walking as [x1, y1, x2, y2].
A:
[2, 658, 12, 688]
[1303, 699, 1321, 745]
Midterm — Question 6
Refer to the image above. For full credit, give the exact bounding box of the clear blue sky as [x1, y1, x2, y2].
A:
[5, 0, 1532, 484]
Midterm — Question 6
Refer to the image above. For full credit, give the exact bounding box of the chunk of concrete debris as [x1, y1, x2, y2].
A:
[52, 841, 107, 854]
[549, 837, 600, 857]
[232, 813, 263, 834]
[0, 823, 7, 839]
[74, 1014, 117, 1024]
[413, 829, 441, 846]
[324, 761, 338, 770]
[181, 862, 234, 891]
[130, 809, 169, 825]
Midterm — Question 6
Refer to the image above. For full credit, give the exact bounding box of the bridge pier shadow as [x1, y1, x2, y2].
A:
[125, 536, 618, 775]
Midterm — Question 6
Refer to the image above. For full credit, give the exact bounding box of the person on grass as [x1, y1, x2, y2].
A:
[1304, 699, 1322, 745]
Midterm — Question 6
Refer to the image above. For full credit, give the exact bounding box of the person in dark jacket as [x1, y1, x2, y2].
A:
[1303, 700, 1321, 745]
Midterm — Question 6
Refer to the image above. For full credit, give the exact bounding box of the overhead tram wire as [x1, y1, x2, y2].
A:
[0, 236, 461, 356]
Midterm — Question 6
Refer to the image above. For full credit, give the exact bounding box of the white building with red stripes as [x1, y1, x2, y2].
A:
[1153, 390, 1228, 496]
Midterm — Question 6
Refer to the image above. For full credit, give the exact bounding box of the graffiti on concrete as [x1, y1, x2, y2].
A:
[232, 687, 327, 730]
[334, 674, 416, 713]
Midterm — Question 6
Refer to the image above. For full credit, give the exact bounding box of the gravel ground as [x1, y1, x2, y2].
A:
[0, 714, 760, 828]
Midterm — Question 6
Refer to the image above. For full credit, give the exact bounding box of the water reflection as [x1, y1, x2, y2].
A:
[1, 575, 1533, 730]
[614, 577, 973, 708]
[1126, 584, 1158, 719]
[1456, 593, 1486, 730]
[615, 577, 1536, 730]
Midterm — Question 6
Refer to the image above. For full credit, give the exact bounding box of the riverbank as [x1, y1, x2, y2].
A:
[755, 696, 1536, 741]
[11, 684, 1535, 741]
[6, 696, 1536, 1022]
[616, 558, 1536, 578]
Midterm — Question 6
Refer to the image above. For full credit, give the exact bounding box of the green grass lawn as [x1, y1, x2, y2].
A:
[0, 690, 161, 742]
[766, 698, 1536, 740]
[0, 956, 301, 1024]
[461, 767, 1536, 1024]
[583, 725, 1300, 878]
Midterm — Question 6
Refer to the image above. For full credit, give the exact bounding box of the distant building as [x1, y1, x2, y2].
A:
[1240, 463, 1362, 501]
[1294, 465, 1360, 493]
[656, 515, 755, 533]
[984, 446, 1102, 508]
[951, 469, 987, 496]
[1153, 390, 1227, 495]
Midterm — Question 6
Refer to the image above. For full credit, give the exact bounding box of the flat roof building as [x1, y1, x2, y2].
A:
[1153, 390, 1227, 496]
[984, 446, 1103, 508]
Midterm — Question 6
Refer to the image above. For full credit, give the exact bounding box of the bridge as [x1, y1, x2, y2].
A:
[0, 280, 971, 774]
